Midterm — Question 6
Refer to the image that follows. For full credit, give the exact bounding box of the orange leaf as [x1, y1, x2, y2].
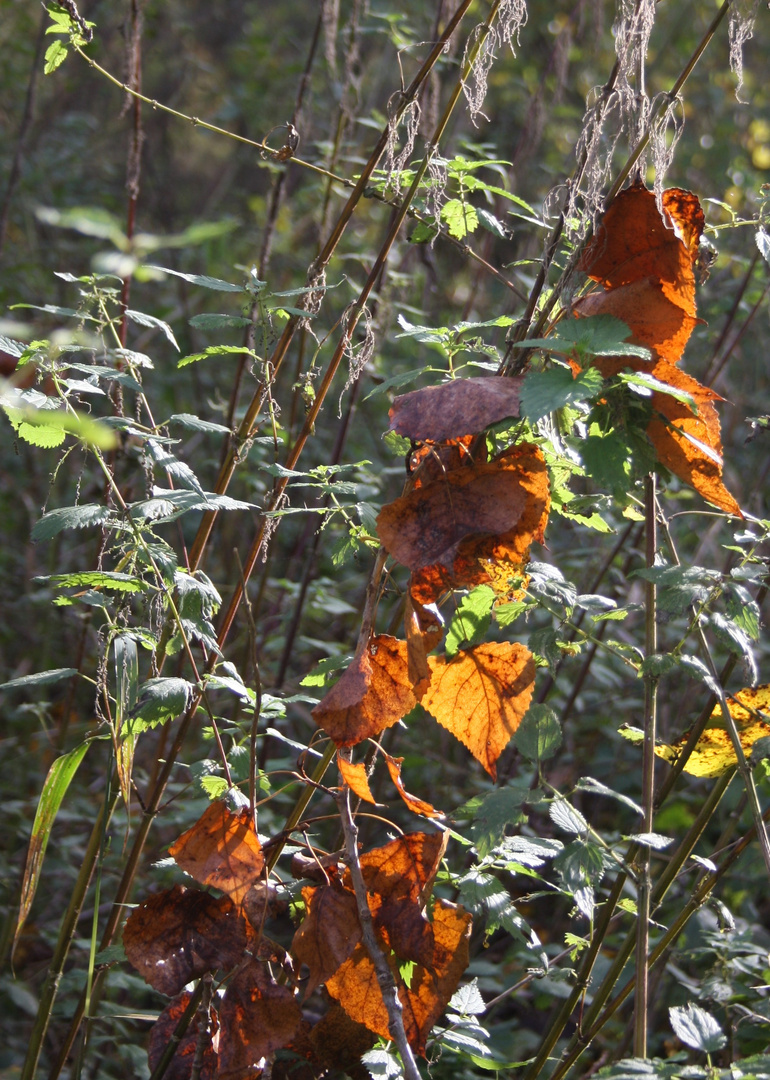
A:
[580, 182, 703, 318]
[123, 886, 253, 996]
[646, 363, 741, 516]
[377, 456, 527, 572]
[405, 593, 443, 697]
[168, 801, 264, 905]
[326, 899, 472, 1056]
[385, 755, 443, 818]
[148, 991, 218, 1080]
[422, 642, 535, 779]
[389, 376, 523, 443]
[312, 635, 416, 747]
[337, 755, 377, 804]
[218, 958, 302, 1079]
[291, 881, 362, 996]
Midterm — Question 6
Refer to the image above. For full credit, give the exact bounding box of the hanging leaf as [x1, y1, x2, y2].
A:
[168, 801, 265, 905]
[388, 377, 523, 443]
[291, 881, 362, 997]
[385, 756, 443, 818]
[669, 1003, 727, 1053]
[422, 642, 536, 779]
[312, 635, 417, 746]
[655, 685, 770, 777]
[337, 755, 377, 804]
[147, 991, 218, 1080]
[218, 959, 302, 1078]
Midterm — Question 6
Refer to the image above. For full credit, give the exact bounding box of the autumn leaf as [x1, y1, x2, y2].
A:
[405, 593, 443, 697]
[312, 635, 416, 746]
[168, 801, 265, 905]
[338, 754, 377, 803]
[326, 899, 472, 1056]
[385, 755, 443, 818]
[291, 881, 362, 997]
[389, 376, 523, 443]
[148, 991, 218, 1080]
[377, 456, 527, 572]
[409, 443, 550, 605]
[308, 1003, 376, 1074]
[218, 958, 302, 1080]
[123, 886, 252, 996]
[656, 685, 770, 776]
[422, 642, 536, 779]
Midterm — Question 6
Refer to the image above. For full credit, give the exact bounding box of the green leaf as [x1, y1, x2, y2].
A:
[125, 309, 179, 350]
[187, 313, 252, 330]
[514, 705, 562, 763]
[549, 798, 588, 835]
[200, 775, 230, 799]
[128, 677, 195, 733]
[177, 344, 255, 368]
[0, 668, 78, 691]
[144, 265, 245, 291]
[575, 777, 643, 816]
[580, 428, 633, 493]
[521, 366, 604, 424]
[409, 220, 439, 243]
[514, 316, 651, 361]
[36, 206, 127, 247]
[14, 740, 91, 950]
[455, 782, 530, 858]
[669, 1004, 727, 1053]
[166, 413, 231, 434]
[441, 198, 479, 240]
[42, 571, 149, 594]
[446, 586, 495, 657]
[44, 40, 68, 74]
[32, 504, 113, 541]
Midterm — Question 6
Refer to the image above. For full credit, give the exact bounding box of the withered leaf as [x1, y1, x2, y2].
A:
[389, 376, 523, 443]
[148, 990, 218, 1080]
[218, 959, 302, 1080]
[308, 1003, 376, 1074]
[337, 755, 377, 804]
[123, 886, 251, 996]
[326, 899, 472, 1056]
[385, 755, 442, 818]
[291, 881, 362, 997]
[423, 642, 536, 779]
[405, 593, 443, 698]
[168, 801, 265, 905]
[377, 457, 527, 572]
[312, 635, 416, 747]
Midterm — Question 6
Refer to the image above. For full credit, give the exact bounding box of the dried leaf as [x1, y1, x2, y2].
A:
[123, 886, 252, 996]
[308, 1003, 376, 1073]
[147, 991, 218, 1080]
[218, 959, 302, 1080]
[389, 376, 523, 443]
[168, 802, 264, 905]
[338, 755, 377, 804]
[312, 635, 416, 747]
[422, 642, 536, 779]
[385, 755, 443, 818]
[326, 899, 472, 1056]
[405, 594, 442, 697]
[377, 457, 527, 572]
[291, 881, 362, 997]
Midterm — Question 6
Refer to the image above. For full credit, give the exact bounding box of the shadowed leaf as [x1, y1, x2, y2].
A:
[147, 991, 218, 1080]
[291, 881, 362, 997]
[218, 959, 302, 1079]
[388, 377, 523, 443]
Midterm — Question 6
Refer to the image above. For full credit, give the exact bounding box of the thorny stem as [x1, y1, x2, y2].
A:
[338, 783, 422, 1080]
[634, 474, 658, 1057]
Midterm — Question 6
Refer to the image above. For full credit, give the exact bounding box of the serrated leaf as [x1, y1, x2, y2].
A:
[669, 1003, 726, 1053]
[549, 799, 588, 835]
[446, 586, 495, 657]
[177, 344, 255, 368]
[0, 667, 78, 691]
[521, 366, 605, 425]
[187, 313, 252, 330]
[145, 265, 244, 291]
[441, 198, 479, 240]
[575, 777, 643, 816]
[125, 309, 179, 350]
[128, 678, 195, 733]
[31, 504, 112, 541]
[629, 832, 674, 851]
[166, 413, 231, 434]
[455, 783, 529, 858]
[515, 316, 651, 361]
[43, 571, 149, 594]
[447, 980, 487, 1016]
[514, 705, 561, 763]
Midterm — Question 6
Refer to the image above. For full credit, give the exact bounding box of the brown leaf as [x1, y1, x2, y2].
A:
[123, 886, 252, 996]
[337, 755, 377, 804]
[312, 635, 416, 747]
[385, 755, 443, 818]
[168, 802, 264, 906]
[377, 456, 527, 573]
[422, 642, 536, 779]
[408, 435, 481, 487]
[580, 182, 703, 318]
[148, 991, 218, 1080]
[218, 959, 301, 1080]
[389, 376, 523, 443]
[355, 832, 449, 967]
[409, 443, 549, 605]
[405, 593, 443, 697]
[291, 882, 362, 997]
[326, 899, 472, 1056]
[308, 1003, 375, 1076]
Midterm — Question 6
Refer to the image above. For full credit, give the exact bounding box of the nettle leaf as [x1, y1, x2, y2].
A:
[445, 586, 495, 658]
[580, 428, 634, 493]
[188, 313, 252, 330]
[575, 777, 643, 816]
[145, 265, 245, 291]
[705, 612, 757, 683]
[554, 839, 606, 918]
[448, 980, 487, 1016]
[125, 309, 179, 350]
[129, 677, 195, 733]
[441, 199, 479, 240]
[32, 504, 113, 541]
[549, 799, 588, 835]
[146, 439, 205, 495]
[669, 1003, 727, 1053]
[514, 704, 562, 763]
[178, 344, 256, 369]
[499, 834, 563, 869]
[0, 668, 78, 691]
[166, 412, 231, 434]
[521, 365, 604, 425]
[455, 782, 529, 858]
[515, 316, 651, 361]
[42, 571, 149, 594]
[44, 39, 69, 74]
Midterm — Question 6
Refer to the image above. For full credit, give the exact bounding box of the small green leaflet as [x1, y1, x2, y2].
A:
[549, 798, 588, 835]
[125, 309, 179, 350]
[166, 413, 231, 434]
[44, 40, 68, 74]
[441, 199, 479, 240]
[521, 366, 604, 424]
[178, 345, 256, 369]
[128, 677, 195, 733]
